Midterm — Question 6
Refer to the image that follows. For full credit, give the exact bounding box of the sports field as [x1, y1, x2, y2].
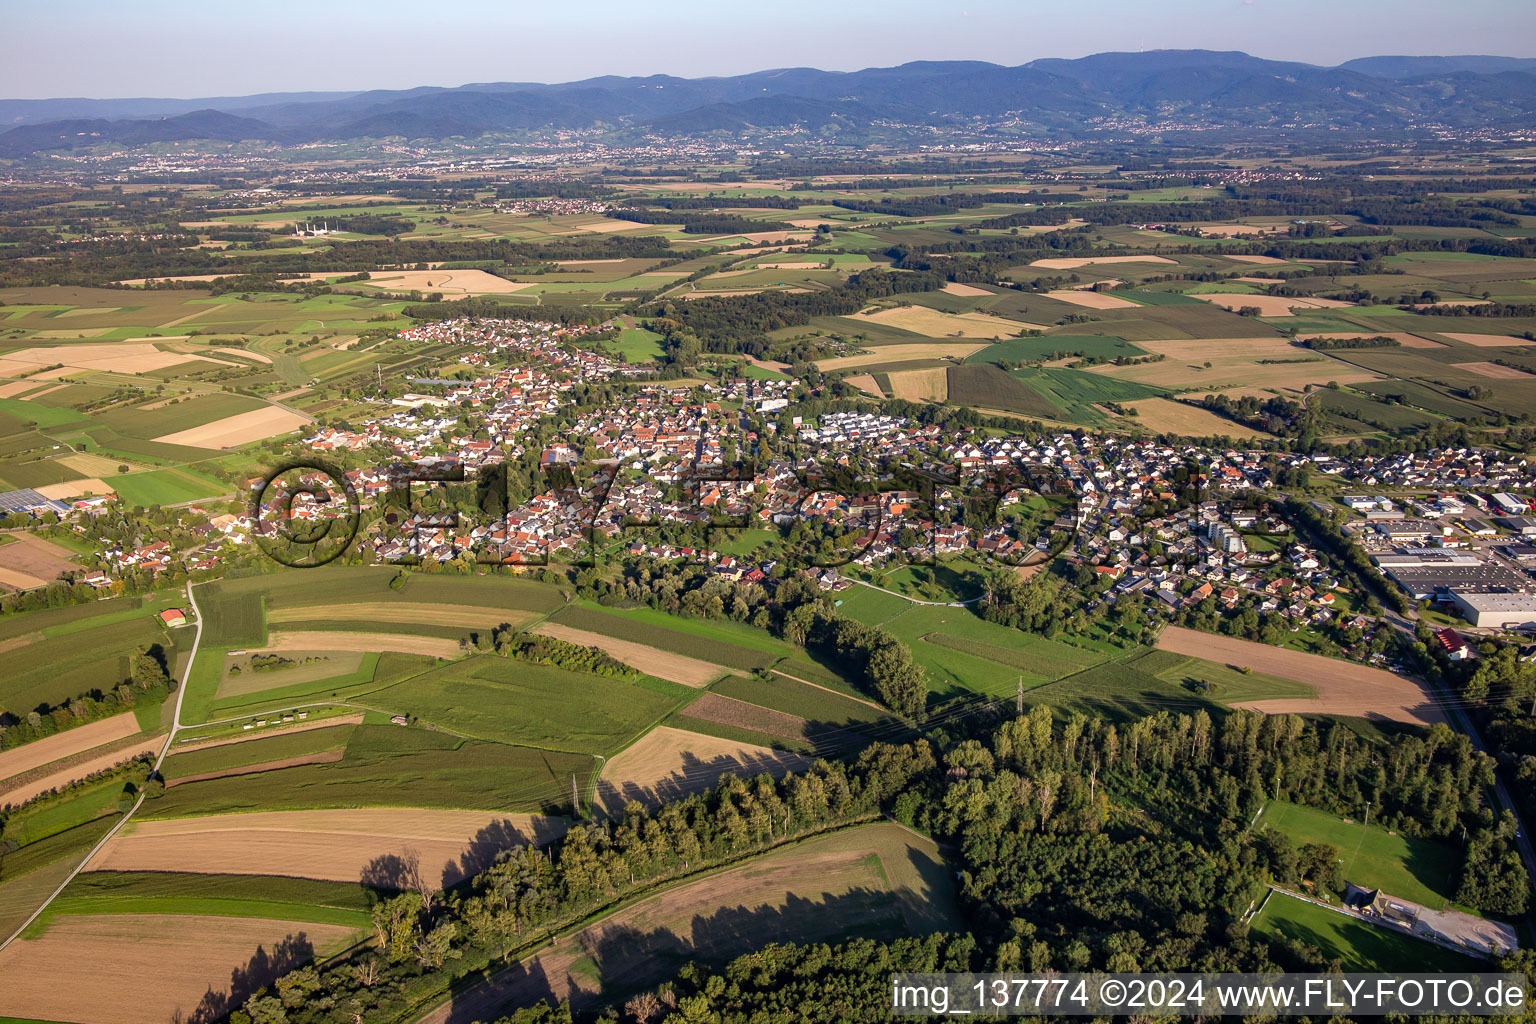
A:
[1251, 892, 1477, 971]
[1255, 800, 1461, 909]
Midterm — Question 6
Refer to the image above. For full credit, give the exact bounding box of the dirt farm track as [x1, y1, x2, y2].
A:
[1156, 626, 1445, 726]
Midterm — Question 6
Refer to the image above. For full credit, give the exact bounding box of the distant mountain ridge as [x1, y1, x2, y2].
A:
[3, 49, 1534, 157]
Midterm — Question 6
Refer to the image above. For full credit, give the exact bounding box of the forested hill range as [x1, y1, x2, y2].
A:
[5, 49, 1536, 157]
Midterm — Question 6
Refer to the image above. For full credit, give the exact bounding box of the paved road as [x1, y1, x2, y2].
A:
[0, 578, 205, 952]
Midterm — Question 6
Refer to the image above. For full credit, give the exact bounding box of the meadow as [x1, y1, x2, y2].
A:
[1256, 800, 1463, 910]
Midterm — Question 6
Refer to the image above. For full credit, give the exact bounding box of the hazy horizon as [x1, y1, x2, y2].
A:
[6, 0, 1535, 100]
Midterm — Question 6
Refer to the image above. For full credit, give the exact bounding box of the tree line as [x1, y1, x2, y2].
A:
[232, 705, 1527, 1024]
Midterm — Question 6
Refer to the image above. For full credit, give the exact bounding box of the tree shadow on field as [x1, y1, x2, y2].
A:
[361, 848, 423, 895]
[185, 933, 316, 1023]
[440, 816, 569, 890]
[593, 748, 812, 819]
[442, 889, 897, 1022]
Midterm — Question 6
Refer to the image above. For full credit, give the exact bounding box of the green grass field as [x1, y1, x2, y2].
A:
[0, 777, 130, 849]
[1252, 891, 1479, 971]
[142, 724, 593, 817]
[711, 673, 891, 729]
[1256, 800, 1462, 910]
[91, 393, 267, 440]
[161, 721, 357, 779]
[47, 871, 374, 931]
[833, 584, 914, 626]
[873, 604, 1106, 700]
[1139, 650, 1317, 703]
[551, 604, 778, 671]
[607, 327, 664, 362]
[365, 655, 687, 755]
[110, 466, 227, 506]
[966, 335, 1147, 365]
[0, 615, 171, 712]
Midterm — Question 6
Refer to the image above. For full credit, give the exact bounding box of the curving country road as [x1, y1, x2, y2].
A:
[0, 578, 205, 952]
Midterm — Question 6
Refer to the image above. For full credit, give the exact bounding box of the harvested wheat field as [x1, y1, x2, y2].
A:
[0, 343, 222, 376]
[154, 406, 312, 448]
[887, 366, 949, 401]
[1224, 255, 1290, 265]
[0, 712, 140, 785]
[421, 822, 954, 1020]
[267, 603, 537, 630]
[0, 913, 361, 1024]
[1193, 294, 1355, 316]
[1029, 255, 1177, 270]
[941, 282, 996, 297]
[1118, 398, 1274, 438]
[0, 532, 79, 589]
[531, 622, 724, 686]
[571, 218, 665, 234]
[818, 343, 987, 372]
[847, 305, 1032, 339]
[59, 453, 135, 475]
[256, 630, 463, 659]
[1235, 276, 1286, 284]
[1089, 338, 1381, 391]
[1294, 331, 1444, 349]
[596, 725, 811, 815]
[1456, 361, 1536, 378]
[35, 477, 114, 500]
[0, 381, 38, 398]
[1044, 288, 1141, 310]
[1, 738, 162, 805]
[1156, 626, 1443, 726]
[359, 269, 534, 295]
[843, 373, 885, 398]
[1440, 333, 1536, 348]
[743, 355, 790, 373]
[91, 808, 569, 887]
[0, 566, 48, 591]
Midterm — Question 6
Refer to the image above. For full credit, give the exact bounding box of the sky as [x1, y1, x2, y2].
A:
[6, 0, 1536, 99]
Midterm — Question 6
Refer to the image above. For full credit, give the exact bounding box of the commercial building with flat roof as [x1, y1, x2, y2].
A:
[1450, 592, 1536, 629]
[1384, 562, 1533, 602]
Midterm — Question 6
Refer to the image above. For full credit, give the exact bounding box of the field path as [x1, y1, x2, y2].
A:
[171, 712, 365, 753]
[0, 578, 206, 952]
